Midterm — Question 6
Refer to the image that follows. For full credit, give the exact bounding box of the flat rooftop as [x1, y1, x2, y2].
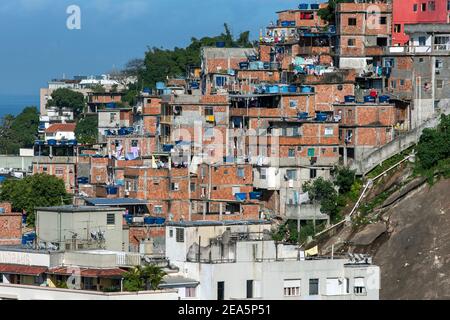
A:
[85, 198, 149, 207]
[167, 220, 271, 228]
[35, 205, 124, 213]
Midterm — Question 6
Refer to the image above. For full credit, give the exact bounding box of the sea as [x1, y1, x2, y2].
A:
[0, 94, 40, 118]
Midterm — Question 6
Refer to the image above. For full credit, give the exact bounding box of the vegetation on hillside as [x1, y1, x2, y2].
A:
[0, 107, 39, 155]
[415, 114, 450, 180]
[272, 167, 361, 244]
[75, 115, 98, 145]
[46, 88, 85, 118]
[0, 174, 71, 226]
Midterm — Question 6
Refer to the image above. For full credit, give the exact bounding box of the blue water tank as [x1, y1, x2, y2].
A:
[279, 85, 289, 93]
[249, 192, 263, 200]
[310, 4, 320, 10]
[77, 177, 89, 185]
[263, 62, 271, 70]
[143, 87, 152, 93]
[299, 3, 309, 10]
[59, 140, 67, 146]
[298, 112, 309, 120]
[316, 113, 328, 122]
[288, 85, 298, 93]
[268, 85, 280, 94]
[155, 217, 166, 225]
[156, 82, 165, 90]
[35, 140, 45, 146]
[235, 193, 248, 201]
[68, 140, 78, 146]
[106, 103, 116, 109]
[239, 62, 249, 70]
[0, 176, 6, 184]
[344, 95, 356, 103]
[379, 95, 390, 103]
[106, 186, 118, 195]
[144, 217, 156, 225]
[48, 139, 57, 146]
[281, 21, 290, 27]
[364, 95, 376, 103]
[301, 86, 313, 93]
[216, 41, 226, 48]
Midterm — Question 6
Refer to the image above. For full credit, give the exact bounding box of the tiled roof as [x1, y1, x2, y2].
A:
[0, 264, 47, 276]
[45, 123, 76, 133]
[47, 267, 126, 278]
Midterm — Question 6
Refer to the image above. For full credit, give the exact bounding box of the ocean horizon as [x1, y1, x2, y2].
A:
[0, 94, 39, 118]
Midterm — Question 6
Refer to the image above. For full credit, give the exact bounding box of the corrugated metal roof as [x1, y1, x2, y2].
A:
[84, 198, 149, 206]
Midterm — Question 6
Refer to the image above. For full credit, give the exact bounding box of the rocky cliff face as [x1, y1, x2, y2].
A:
[374, 179, 450, 299]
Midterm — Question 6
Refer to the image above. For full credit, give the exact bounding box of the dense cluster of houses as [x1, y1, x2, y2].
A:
[0, 0, 449, 300]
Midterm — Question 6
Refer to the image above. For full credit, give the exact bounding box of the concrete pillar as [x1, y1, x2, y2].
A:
[343, 146, 348, 167]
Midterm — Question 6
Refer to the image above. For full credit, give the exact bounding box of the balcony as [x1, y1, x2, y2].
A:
[385, 44, 450, 55]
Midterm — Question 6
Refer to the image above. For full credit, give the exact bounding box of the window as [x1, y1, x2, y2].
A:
[400, 79, 405, 86]
[186, 287, 196, 298]
[289, 100, 298, 108]
[448, 0, 450, 10]
[284, 279, 301, 297]
[310, 169, 317, 179]
[217, 281, 225, 300]
[429, 1, 435, 11]
[379, 16, 387, 25]
[110, 113, 117, 123]
[171, 183, 180, 191]
[309, 279, 319, 296]
[348, 38, 356, 47]
[394, 24, 401, 33]
[190, 182, 196, 192]
[348, 18, 356, 26]
[55, 168, 64, 175]
[260, 168, 267, 180]
[437, 80, 444, 89]
[436, 60, 443, 69]
[154, 206, 163, 215]
[131, 140, 138, 147]
[286, 169, 297, 180]
[246, 280, 254, 299]
[107, 213, 115, 225]
[418, 36, 427, 46]
[169, 229, 174, 238]
[377, 37, 388, 47]
[288, 148, 296, 158]
[422, 3, 427, 11]
[237, 167, 245, 178]
[292, 127, 300, 136]
[324, 127, 334, 136]
[308, 148, 315, 157]
[413, 3, 418, 11]
[176, 228, 184, 243]
[354, 278, 367, 295]
[205, 107, 214, 116]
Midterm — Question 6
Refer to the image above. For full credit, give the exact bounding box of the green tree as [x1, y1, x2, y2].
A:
[75, 116, 98, 145]
[417, 114, 450, 170]
[0, 107, 39, 155]
[0, 174, 70, 225]
[303, 177, 339, 217]
[123, 266, 145, 292]
[318, 0, 353, 24]
[334, 166, 356, 194]
[47, 88, 85, 117]
[122, 265, 167, 292]
[90, 84, 106, 93]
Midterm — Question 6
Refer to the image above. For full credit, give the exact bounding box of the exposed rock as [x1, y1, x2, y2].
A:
[350, 222, 387, 246]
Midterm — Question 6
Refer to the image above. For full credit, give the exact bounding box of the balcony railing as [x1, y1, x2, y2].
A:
[385, 44, 450, 55]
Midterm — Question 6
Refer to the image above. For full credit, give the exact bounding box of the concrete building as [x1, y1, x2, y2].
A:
[0, 248, 178, 300]
[35, 206, 126, 252]
[165, 221, 380, 300]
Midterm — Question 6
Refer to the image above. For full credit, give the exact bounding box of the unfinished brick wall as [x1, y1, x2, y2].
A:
[0, 202, 12, 214]
[314, 83, 355, 112]
[90, 158, 109, 185]
[0, 213, 22, 246]
[128, 226, 165, 249]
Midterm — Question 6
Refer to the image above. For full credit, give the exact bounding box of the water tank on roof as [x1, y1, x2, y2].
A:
[239, 62, 249, 70]
[216, 41, 226, 48]
[48, 139, 57, 146]
[298, 3, 309, 10]
[156, 82, 165, 90]
[344, 95, 356, 103]
[315, 113, 328, 122]
[301, 86, 313, 93]
[364, 95, 376, 103]
[310, 4, 319, 10]
[379, 95, 390, 103]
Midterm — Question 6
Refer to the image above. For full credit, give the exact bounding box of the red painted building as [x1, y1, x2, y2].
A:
[393, 0, 450, 45]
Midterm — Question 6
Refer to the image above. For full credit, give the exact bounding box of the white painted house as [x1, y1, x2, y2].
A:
[44, 123, 76, 142]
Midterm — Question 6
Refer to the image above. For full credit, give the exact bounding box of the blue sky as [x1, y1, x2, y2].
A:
[0, 0, 322, 95]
